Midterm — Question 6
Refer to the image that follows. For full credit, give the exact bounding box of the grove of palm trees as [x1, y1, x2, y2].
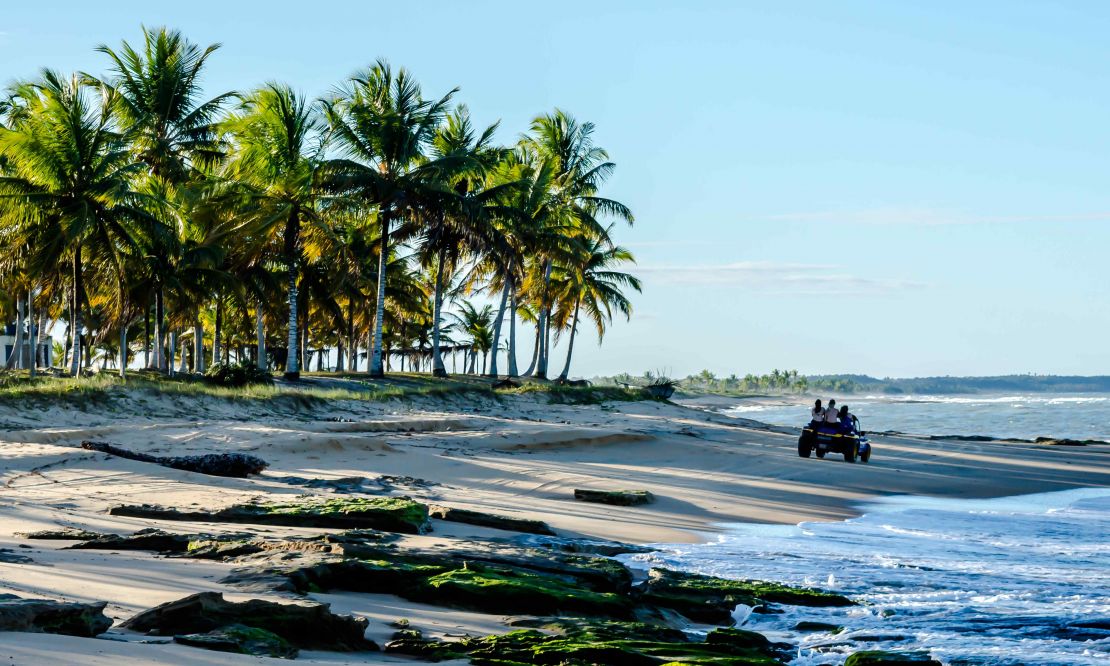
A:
[0, 26, 640, 384]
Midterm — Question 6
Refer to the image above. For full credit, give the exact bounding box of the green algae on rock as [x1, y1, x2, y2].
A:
[385, 621, 786, 665]
[638, 568, 854, 624]
[844, 650, 942, 666]
[573, 489, 656, 506]
[174, 624, 298, 658]
[110, 496, 431, 533]
[423, 565, 633, 617]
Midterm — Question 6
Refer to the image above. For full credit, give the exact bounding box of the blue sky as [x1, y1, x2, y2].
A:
[3, 1, 1109, 378]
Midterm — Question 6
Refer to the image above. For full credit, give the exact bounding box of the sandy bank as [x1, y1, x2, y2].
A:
[1, 387, 1107, 663]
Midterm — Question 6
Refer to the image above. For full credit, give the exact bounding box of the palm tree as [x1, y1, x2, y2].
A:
[451, 300, 493, 374]
[93, 26, 234, 372]
[323, 59, 456, 378]
[222, 83, 324, 379]
[523, 110, 633, 378]
[421, 105, 509, 377]
[0, 71, 154, 377]
[553, 231, 640, 381]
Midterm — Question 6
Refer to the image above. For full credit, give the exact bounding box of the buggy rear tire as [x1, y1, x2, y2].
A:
[860, 446, 871, 463]
[798, 435, 811, 458]
[843, 441, 858, 463]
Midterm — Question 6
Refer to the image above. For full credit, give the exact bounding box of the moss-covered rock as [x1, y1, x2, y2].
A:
[428, 504, 556, 535]
[844, 651, 942, 666]
[0, 594, 112, 637]
[574, 489, 656, 506]
[174, 624, 298, 658]
[385, 621, 785, 665]
[422, 565, 633, 617]
[121, 592, 376, 651]
[110, 496, 430, 534]
[638, 568, 853, 623]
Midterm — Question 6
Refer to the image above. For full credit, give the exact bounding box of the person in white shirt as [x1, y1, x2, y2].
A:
[824, 399, 840, 424]
[810, 399, 825, 424]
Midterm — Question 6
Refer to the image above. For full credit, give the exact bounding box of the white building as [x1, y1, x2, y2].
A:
[1, 324, 52, 368]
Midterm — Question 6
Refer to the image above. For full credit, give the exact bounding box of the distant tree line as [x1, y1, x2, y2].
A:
[594, 372, 1110, 396]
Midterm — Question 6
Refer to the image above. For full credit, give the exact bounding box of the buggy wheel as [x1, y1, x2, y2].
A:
[843, 441, 858, 463]
[798, 435, 812, 458]
[860, 446, 871, 463]
[815, 446, 827, 458]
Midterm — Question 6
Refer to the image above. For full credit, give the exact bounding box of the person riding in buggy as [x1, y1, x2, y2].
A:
[798, 401, 872, 463]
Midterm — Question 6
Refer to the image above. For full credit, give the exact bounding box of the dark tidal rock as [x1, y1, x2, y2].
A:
[109, 496, 430, 534]
[428, 504, 556, 535]
[845, 650, 942, 666]
[174, 623, 299, 658]
[81, 440, 267, 477]
[121, 592, 376, 651]
[0, 594, 112, 637]
[637, 568, 854, 624]
[574, 489, 656, 506]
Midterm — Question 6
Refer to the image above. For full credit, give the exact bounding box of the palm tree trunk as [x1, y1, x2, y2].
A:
[557, 296, 582, 381]
[69, 249, 83, 377]
[117, 287, 127, 378]
[369, 208, 391, 378]
[488, 278, 510, 377]
[431, 245, 447, 377]
[143, 305, 150, 368]
[522, 325, 540, 376]
[346, 301, 356, 372]
[27, 289, 36, 377]
[194, 319, 205, 374]
[6, 294, 24, 370]
[155, 287, 167, 373]
[534, 259, 553, 378]
[507, 290, 518, 377]
[213, 297, 223, 367]
[255, 302, 266, 371]
[168, 331, 176, 377]
[285, 262, 299, 378]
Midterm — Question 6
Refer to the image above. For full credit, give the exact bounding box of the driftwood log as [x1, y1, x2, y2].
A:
[81, 441, 268, 478]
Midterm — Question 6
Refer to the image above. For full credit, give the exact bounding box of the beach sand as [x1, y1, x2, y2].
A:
[2, 387, 1108, 663]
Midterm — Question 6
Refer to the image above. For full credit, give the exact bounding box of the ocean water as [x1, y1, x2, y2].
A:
[721, 393, 1110, 442]
[621, 489, 1110, 665]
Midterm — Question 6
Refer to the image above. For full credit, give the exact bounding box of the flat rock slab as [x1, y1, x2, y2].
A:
[122, 592, 376, 652]
[428, 504, 556, 535]
[110, 497, 430, 534]
[574, 489, 656, 506]
[0, 594, 112, 637]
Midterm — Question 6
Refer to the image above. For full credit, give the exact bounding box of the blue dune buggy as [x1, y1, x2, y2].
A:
[798, 418, 872, 463]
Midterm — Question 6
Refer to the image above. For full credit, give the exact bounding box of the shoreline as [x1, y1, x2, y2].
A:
[2, 385, 1109, 664]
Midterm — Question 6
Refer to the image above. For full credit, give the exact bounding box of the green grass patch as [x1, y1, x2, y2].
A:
[499, 383, 652, 405]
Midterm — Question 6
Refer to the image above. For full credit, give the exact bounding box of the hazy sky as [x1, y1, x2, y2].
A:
[4, 2, 1109, 378]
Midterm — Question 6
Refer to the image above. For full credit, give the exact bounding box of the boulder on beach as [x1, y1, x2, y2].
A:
[122, 592, 376, 652]
[0, 594, 112, 637]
